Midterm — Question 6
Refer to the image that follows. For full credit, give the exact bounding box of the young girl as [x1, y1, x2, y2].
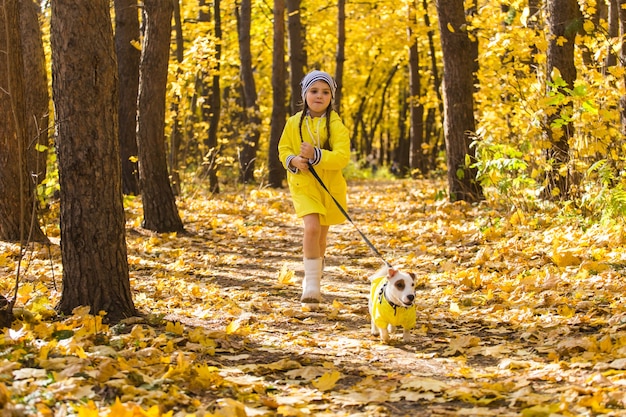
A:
[278, 70, 351, 308]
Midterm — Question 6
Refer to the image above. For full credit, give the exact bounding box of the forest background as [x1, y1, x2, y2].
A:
[3, 0, 626, 415]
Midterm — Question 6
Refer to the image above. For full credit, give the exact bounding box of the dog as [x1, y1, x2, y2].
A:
[368, 265, 416, 343]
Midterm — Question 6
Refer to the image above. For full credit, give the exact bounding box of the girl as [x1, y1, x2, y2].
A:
[278, 70, 351, 308]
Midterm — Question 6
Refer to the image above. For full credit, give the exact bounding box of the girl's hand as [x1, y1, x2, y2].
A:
[299, 142, 315, 159]
[290, 156, 309, 171]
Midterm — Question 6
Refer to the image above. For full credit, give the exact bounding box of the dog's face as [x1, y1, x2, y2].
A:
[384, 268, 416, 307]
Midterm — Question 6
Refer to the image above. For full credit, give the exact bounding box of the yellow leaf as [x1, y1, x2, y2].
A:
[76, 401, 99, 417]
[400, 376, 448, 392]
[0, 383, 11, 407]
[599, 335, 613, 353]
[447, 22, 455, 33]
[0, 253, 9, 267]
[193, 364, 222, 389]
[556, 36, 568, 46]
[71, 305, 92, 317]
[509, 209, 526, 225]
[521, 404, 562, 416]
[312, 370, 341, 391]
[144, 405, 169, 417]
[130, 39, 141, 51]
[108, 398, 132, 417]
[551, 249, 581, 267]
[214, 398, 247, 417]
[557, 304, 575, 318]
[450, 302, 461, 314]
[226, 319, 241, 335]
[445, 334, 480, 356]
[276, 405, 306, 417]
[96, 359, 119, 383]
[277, 264, 296, 285]
[166, 321, 185, 335]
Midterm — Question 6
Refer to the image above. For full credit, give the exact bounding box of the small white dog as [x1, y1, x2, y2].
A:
[368, 265, 416, 343]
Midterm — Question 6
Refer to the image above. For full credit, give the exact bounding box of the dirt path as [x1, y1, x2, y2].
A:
[134, 179, 626, 416]
[4, 179, 622, 415]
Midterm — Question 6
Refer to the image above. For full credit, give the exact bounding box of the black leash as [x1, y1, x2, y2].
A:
[308, 163, 392, 269]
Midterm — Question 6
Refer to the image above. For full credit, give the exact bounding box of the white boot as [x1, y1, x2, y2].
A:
[301, 257, 323, 306]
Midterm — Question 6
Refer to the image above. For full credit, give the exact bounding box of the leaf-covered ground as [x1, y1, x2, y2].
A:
[1, 179, 626, 416]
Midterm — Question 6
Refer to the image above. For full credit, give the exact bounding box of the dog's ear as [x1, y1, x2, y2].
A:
[408, 272, 416, 280]
[388, 268, 397, 278]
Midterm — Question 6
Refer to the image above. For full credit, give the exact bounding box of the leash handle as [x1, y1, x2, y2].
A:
[307, 163, 392, 269]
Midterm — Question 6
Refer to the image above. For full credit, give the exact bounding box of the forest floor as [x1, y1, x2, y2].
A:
[2, 178, 626, 416]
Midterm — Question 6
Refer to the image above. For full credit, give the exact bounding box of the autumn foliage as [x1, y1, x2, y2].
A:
[1, 180, 625, 415]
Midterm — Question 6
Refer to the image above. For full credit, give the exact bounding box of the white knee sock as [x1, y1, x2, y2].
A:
[301, 257, 323, 304]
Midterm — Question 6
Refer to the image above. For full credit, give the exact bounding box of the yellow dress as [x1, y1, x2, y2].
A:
[278, 110, 351, 226]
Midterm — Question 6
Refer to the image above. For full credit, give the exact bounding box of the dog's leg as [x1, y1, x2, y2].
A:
[402, 328, 411, 343]
[379, 326, 390, 343]
[370, 318, 379, 336]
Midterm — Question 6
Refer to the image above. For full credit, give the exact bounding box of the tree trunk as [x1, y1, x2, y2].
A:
[168, 0, 184, 196]
[202, 0, 221, 193]
[396, 85, 409, 176]
[408, 0, 425, 176]
[543, 0, 580, 200]
[423, 0, 443, 174]
[268, 0, 286, 188]
[19, 0, 49, 185]
[436, 0, 484, 202]
[606, 0, 618, 69]
[237, 0, 262, 184]
[287, 0, 306, 114]
[0, 0, 46, 243]
[335, 0, 345, 114]
[51, 0, 136, 321]
[137, 0, 184, 233]
[619, 0, 626, 136]
[369, 66, 398, 157]
[114, 0, 141, 196]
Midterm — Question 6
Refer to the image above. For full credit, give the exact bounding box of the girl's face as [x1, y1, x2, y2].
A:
[305, 80, 332, 117]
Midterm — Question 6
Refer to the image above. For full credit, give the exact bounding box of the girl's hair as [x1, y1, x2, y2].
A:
[298, 98, 333, 151]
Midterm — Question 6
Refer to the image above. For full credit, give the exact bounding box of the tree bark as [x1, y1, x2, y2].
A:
[408, 0, 425, 176]
[619, 0, 626, 136]
[0, 0, 46, 243]
[168, 0, 184, 196]
[114, 0, 141, 196]
[137, 0, 184, 232]
[335, 0, 345, 114]
[436, 0, 484, 202]
[19, 0, 49, 185]
[201, 0, 221, 193]
[268, 0, 287, 188]
[287, 0, 306, 114]
[606, 0, 618, 69]
[543, 0, 581, 200]
[51, 0, 136, 321]
[423, 0, 444, 173]
[237, 0, 262, 184]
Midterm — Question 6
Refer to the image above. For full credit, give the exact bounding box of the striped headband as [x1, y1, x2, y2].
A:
[300, 70, 336, 103]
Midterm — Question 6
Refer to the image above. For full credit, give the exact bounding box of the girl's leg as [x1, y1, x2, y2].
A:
[301, 214, 324, 306]
[303, 214, 322, 258]
[319, 225, 329, 257]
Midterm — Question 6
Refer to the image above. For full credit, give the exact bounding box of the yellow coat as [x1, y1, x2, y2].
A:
[278, 110, 351, 225]
[370, 276, 416, 330]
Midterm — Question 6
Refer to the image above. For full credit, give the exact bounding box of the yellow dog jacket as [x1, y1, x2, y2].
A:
[370, 275, 416, 330]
